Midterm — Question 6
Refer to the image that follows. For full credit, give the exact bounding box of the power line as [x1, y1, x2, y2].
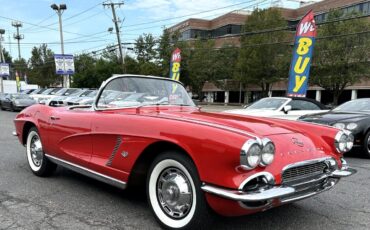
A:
[122, 0, 263, 28]
[0, 15, 111, 41]
[103, 1, 125, 67]
[122, 0, 269, 33]
[22, 13, 56, 32]
[43, 2, 103, 27]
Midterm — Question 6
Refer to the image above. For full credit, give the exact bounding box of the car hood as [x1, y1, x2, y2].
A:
[300, 111, 369, 124]
[14, 99, 36, 105]
[141, 108, 299, 137]
[225, 109, 278, 115]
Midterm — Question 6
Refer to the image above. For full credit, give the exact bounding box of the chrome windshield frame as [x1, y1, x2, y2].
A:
[93, 74, 191, 111]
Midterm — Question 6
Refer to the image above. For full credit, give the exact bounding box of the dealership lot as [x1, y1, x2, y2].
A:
[1, 109, 370, 229]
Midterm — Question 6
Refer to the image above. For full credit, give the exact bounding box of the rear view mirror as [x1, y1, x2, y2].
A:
[283, 105, 292, 114]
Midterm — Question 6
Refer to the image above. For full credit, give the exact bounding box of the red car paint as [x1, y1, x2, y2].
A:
[14, 104, 342, 216]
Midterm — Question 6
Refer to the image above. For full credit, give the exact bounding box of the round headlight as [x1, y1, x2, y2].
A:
[240, 140, 262, 170]
[260, 138, 275, 166]
[346, 123, 358, 130]
[344, 130, 354, 151]
[333, 123, 345, 129]
[334, 131, 353, 153]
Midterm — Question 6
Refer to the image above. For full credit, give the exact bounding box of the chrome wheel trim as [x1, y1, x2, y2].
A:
[157, 167, 193, 219]
[367, 135, 370, 153]
[149, 159, 196, 228]
[27, 131, 43, 171]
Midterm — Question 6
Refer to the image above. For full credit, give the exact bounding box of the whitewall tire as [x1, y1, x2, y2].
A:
[26, 127, 56, 176]
[147, 152, 212, 229]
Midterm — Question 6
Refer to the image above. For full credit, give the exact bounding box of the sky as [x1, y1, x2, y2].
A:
[0, 0, 322, 60]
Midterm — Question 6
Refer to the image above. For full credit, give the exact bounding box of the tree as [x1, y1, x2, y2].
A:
[28, 44, 59, 87]
[135, 33, 158, 63]
[187, 39, 230, 97]
[158, 30, 173, 77]
[236, 8, 290, 97]
[13, 58, 28, 81]
[72, 54, 98, 88]
[311, 10, 370, 105]
[2, 48, 12, 63]
[135, 33, 161, 75]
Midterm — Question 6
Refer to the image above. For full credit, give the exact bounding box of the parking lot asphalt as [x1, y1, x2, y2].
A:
[1, 107, 370, 230]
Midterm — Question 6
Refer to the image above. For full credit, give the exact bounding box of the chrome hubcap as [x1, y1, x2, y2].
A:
[30, 135, 43, 167]
[157, 167, 193, 219]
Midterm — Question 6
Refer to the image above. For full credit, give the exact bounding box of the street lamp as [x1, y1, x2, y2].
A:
[0, 29, 5, 63]
[51, 3, 68, 88]
[0, 29, 5, 93]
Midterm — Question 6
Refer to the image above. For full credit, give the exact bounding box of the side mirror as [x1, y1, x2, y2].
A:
[283, 105, 292, 114]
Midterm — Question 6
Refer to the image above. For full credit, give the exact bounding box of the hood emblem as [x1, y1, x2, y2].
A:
[292, 138, 304, 147]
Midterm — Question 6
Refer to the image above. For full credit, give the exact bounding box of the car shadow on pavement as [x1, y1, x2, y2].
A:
[53, 166, 147, 202]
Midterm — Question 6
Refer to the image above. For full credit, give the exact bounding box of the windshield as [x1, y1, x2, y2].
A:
[247, 98, 288, 110]
[41, 88, 54, 95]
[50, 88, 63, 95]
[56, 88, 80, 96]
[333, 99, 370, 113]
[86, 90, 97, 97]
[78, 90, 93, 97]
[31, 88, 46, 95]
[97, 76, 194, 108]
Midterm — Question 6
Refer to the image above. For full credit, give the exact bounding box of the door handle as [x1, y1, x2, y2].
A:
[50, 116, 60, 121]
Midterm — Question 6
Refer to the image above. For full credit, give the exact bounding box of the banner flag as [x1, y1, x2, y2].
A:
[169, 48, 181, 93]
[287, 10, 317, 97]
[15, 71, 21, 92]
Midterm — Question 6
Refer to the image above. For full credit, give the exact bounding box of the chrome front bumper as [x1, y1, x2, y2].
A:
[201, 167, 356, 203]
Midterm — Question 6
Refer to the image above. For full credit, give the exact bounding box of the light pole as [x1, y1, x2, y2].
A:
[0, 29, 5, 63]
[51, 3, 69, 88]
[0, 29, 4, 93]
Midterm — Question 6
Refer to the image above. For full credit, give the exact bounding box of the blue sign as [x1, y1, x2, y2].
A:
[0, 63, 10, 76]
[54, 54, 75, 75]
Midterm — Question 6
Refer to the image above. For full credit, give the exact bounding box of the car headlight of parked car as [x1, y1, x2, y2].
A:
[334, 130, 354, 153]
[333, 122, 358, 130]
[345, 123, 358, 130]
[240, 138, 275, 170]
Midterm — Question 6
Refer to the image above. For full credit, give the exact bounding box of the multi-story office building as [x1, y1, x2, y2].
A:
[168, 0, 370, 104]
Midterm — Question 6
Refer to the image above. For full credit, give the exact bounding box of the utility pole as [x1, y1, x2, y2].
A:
[0, 29, 5, 93]
[51, 3, 68, 88]
[103, 1, 125, 70]
[12, 21, 24, 60]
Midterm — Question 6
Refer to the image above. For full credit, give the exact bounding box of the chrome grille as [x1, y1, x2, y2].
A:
[282, 162, 328, 183]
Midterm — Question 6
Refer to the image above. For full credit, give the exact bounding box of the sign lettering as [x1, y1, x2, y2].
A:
[287, 11, 317, 97]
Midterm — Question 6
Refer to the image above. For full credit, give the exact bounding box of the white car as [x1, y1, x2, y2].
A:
[29, 88, 64, 103]
[224, 97, 328, 120]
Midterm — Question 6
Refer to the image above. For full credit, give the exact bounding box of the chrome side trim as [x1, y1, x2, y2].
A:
[106, 136, 122, 166]
[45, 154, 127, 190]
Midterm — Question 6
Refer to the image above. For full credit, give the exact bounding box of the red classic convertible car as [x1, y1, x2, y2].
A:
[14, 75, 356, 229]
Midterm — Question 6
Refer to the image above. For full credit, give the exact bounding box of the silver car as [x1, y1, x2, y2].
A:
[0, 93, 36, 111]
